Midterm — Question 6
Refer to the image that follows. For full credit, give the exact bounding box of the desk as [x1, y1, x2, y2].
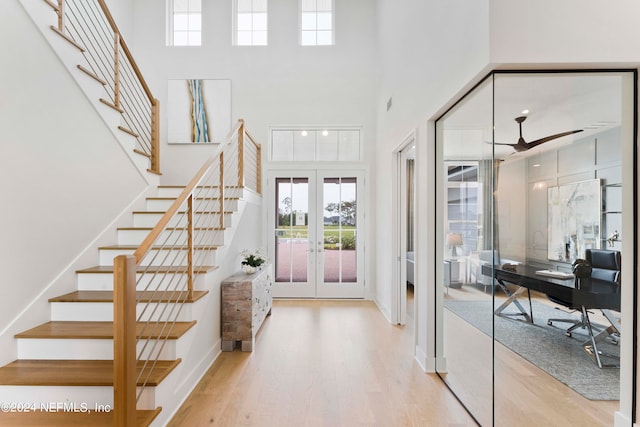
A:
[482, 264, 621, 368]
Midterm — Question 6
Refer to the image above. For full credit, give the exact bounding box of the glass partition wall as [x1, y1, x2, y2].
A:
[436, 71, 635, 426]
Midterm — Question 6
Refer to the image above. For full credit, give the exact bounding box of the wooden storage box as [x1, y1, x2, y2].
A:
[221, 265, 273, 352]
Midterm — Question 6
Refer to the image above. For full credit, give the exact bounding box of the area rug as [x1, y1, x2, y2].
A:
[444, 299, 619, 400]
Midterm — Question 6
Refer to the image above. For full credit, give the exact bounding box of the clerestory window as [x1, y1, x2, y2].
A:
[167, 0, 202, 46]
[300, 0, 334, 46]
[234, 0, 268, 46]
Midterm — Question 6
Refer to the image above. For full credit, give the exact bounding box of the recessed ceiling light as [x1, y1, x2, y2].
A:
[521, 109, 530, 115]
[322, 130, 329, 136]
[532, 163, 541, 168]
[301, 130, 308, 136]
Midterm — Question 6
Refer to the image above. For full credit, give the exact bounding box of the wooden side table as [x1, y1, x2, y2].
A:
[221, 265, 273, 352]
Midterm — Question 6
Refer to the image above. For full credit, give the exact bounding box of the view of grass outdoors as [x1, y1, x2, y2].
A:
[275, 177, 357, 284]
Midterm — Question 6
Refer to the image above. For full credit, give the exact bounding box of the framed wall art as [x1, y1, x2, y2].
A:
[167, 79, 231, 144]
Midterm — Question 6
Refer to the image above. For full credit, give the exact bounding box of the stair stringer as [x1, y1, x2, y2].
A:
[18, 0, 159, 185]
[0, 184, 157, 368]
[150, 189, 264, 427]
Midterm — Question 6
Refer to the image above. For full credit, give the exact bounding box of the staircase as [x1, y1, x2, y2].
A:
[0, 185, 252, 426]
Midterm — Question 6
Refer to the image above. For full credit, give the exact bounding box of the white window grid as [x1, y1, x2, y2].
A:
[234, 0, 268, 46]
[167, 0, 202, 46]
[299, 0, 334, 46]
[270, 127, 361, 162]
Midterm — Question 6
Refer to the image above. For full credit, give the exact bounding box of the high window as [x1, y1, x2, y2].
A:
[234, 0, 268, 46]
[300, 0, 333, 46]
[167, 0, 202, 46]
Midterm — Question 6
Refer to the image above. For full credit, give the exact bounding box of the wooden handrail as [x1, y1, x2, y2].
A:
[245, 129, 261, 149]
[132, 120, 243, 262]
[96, 0, 154, 102]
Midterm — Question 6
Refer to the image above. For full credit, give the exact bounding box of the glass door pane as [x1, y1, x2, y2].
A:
[436, 76, 495, 427]
[268, 170, 365, 299]
[317, 171, 364, 298]
[492, 71, 630, 426]
[270, 172, 316, 298]
[322, 177, 357, 283]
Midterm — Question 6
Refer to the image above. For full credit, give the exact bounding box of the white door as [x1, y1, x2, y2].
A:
[267, 170, 365, 298]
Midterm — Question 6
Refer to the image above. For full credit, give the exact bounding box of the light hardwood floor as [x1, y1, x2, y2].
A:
[443, 284, 619, 426]
[168, 295, 476, 426]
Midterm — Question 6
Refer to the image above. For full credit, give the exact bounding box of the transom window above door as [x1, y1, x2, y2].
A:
[271, 128, 361, 162]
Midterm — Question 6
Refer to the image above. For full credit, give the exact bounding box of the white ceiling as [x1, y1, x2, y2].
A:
[441, 73, 625, 161]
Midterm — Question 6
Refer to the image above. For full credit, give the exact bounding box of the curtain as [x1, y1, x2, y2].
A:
[478, 159, 500, 252]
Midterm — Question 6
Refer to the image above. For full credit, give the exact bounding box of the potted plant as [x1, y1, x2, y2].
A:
[241, 249, 269, 274]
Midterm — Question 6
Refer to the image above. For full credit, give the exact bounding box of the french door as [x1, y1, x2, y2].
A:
[267, 170, 365, 298]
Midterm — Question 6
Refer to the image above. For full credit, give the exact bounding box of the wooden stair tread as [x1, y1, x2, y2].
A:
[15, 321, 196, 340]
[98, 244, 219, 251]
[0, 359, 180, 386]
[0, 408, 161, 427]
[49, 290, 208, 303]
[76, 265, 218, 274]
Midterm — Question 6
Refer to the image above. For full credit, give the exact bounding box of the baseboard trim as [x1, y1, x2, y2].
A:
[374, 299, 392, 323]
[614, 411, 631, 427]
[166, 341, 221, 422]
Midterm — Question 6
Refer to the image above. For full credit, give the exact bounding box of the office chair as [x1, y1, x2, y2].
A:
[546, 259, 595, 337]
[547, 249, 621, 368]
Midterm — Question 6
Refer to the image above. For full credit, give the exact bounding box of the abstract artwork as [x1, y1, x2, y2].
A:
[547, 179, 601, 263]
[167, 79, 231, 144]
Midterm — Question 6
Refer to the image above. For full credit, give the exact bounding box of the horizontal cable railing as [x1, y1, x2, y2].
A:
[113, 119, 261, 425]
[44, 0, 160, 174]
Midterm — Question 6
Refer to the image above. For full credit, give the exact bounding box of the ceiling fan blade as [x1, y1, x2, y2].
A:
[524, 129, 583, 149]
[491, 142, 518, 147]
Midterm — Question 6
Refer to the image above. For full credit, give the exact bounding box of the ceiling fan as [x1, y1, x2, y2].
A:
[494, 116, 583, 152]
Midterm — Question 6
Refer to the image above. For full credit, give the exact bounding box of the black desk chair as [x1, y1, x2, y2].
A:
[546, 259, 595, 337]
[547, 249, 621, 368]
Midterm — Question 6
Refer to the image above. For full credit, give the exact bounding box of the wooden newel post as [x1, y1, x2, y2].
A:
[237, 119, 245, 188]
[113, 255, 137, 427]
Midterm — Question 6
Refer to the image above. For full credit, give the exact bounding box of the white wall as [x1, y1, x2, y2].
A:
[130, 0, 378, 185]
[490, 0, 640, 64]
[0, 0, 148, 366]
[375, 0, 491, 364]
[105, 0, 134, 41]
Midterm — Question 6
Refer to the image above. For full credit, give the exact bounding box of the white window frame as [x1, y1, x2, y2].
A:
[299, 0, 334, 46]
[270, 126, 362, 162]
[233, 0, 268, 46]
[166, 0, 202, 46]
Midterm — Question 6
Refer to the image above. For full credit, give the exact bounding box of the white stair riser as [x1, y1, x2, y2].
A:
[77, 272, 208, 291]
[117, 226, 229, 246]
[51, 302, 194, 322]
[132, 212, 231, 231]
[146, 198, 237, 212]
[0, 386, 155, 410]
[99, 248, 216, 267]
[17, 338, 177, 360]
[157, 187, 243, 198]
